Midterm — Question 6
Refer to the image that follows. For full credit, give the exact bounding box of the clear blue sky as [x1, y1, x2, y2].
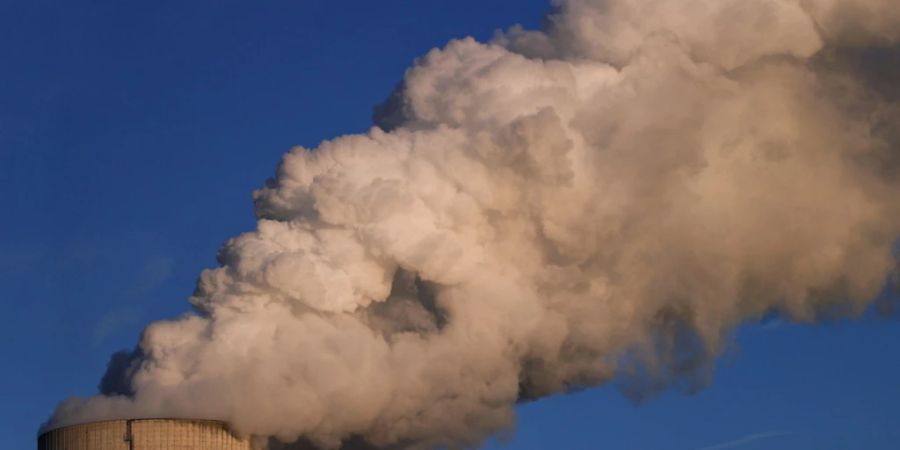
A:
[1, 1, 898, 449]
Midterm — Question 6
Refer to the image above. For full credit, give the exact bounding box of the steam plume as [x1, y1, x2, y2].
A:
[48, 0, 900, 448]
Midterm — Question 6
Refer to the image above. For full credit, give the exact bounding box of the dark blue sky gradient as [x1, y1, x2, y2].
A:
[1, 2, 898, 449]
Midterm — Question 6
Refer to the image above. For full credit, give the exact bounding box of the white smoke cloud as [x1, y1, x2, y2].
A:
[48, 0, 900, 449]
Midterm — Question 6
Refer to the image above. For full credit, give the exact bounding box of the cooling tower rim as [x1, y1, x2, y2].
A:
[39, 417, 236, 435]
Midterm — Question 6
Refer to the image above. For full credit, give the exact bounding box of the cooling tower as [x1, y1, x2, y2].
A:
[38, 419, 251, 450]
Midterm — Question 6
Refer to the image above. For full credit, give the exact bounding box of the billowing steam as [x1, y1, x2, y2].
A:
[48, 0, 900, 448]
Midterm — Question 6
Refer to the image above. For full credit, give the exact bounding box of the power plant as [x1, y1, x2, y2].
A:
[38, 419, 251, 450]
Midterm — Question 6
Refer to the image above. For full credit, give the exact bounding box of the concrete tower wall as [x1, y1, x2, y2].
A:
[38, 419, 251, 450]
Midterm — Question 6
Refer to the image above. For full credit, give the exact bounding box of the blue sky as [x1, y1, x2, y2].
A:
[1, 1, 898, 449]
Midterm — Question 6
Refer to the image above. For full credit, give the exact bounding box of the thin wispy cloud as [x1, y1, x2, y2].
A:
[131, 255, 175, 296]
[91, 307, 142, 346]
[698, 431, 790, 450]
